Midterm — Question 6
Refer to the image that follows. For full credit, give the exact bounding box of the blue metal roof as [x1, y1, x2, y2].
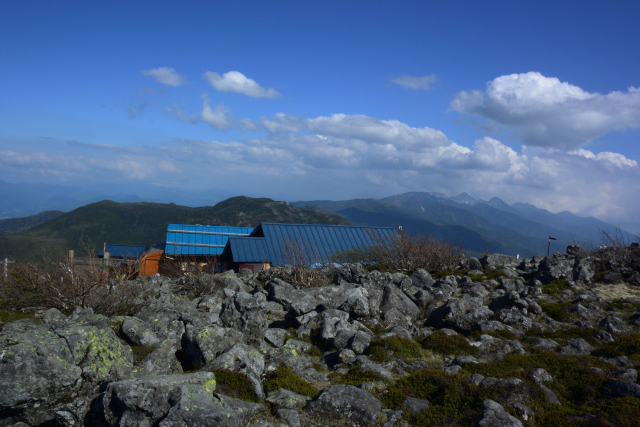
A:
[165, 224, 253, 256]
[225, 223, 395, 266]
[225, 237, 269, 263]
[98, 244, 147, 258]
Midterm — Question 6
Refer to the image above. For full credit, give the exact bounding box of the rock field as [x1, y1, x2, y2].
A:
[1, 244, 640, 426]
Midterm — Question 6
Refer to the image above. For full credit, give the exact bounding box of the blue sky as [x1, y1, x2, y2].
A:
[1, 1, 639, 231]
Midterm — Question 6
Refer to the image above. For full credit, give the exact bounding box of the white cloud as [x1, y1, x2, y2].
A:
[2, 110, 639, 231]
[201, 98, 232, 130]
[203, 71, 280, 98]
[262, 113, 452, 148]
[392, 74, 438, 90]
[142, 67, 186, 87]
[569, 149, 638, 168]
[451, 72, 640, 149]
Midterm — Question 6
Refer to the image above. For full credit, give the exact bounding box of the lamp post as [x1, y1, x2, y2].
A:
[547, 236, 557, 256]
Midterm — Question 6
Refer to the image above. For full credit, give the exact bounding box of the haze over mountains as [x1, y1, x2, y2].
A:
[293, 191, 626, 258]
[0, 180, 631, 261]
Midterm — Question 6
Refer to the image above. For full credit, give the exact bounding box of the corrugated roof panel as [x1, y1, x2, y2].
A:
[165, 224, 253, 256]
[228, 237, 269, 263]
[250, 223, 395, 266]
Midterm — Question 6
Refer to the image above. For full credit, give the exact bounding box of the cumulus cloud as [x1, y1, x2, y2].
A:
[203, 71, 280, 98]
[201, 98, 232, 130]
[142, 67, 186, 87]
[262, 113, 451, 147]
[2, 109, 638, 230]
[392, 74, 438, 90]
[451, 72, 640, 149]
[569, 149, 638, 168]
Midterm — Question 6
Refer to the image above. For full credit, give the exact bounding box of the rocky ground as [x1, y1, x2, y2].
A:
[1, 244, 640, 426]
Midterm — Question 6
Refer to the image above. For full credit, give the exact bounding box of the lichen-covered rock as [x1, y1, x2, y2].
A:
[602, 378, 640, 398]
[0, 308, 134, 425]
[266, 389, 311, 409]
[0, 319, 83, 425]
[557, 338, 594, 356]
[182, 325, 244, 370]
[306, 385, 381, 426]
[120, 316, 161, 347]
[475, 399, 523, 427]
[102, 372, 217, 425]
[220, 291, 268, 346]
[206, 343, 266, 402]
[426, 296, 494, 333]
[133, 338, 183, 377]
[480, 254, 520, 269]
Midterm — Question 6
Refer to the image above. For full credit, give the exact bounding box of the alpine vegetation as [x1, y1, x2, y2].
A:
[1, 241, 640, 426]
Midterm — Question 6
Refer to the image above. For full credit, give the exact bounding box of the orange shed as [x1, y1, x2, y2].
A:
[139, 250, 163, 277]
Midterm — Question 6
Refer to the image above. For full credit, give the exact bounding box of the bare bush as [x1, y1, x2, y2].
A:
[0, 251, 150, 316]
[593, 227, 640, 267]
[275, 237, 332, 287]
[333, 229, 464, 274]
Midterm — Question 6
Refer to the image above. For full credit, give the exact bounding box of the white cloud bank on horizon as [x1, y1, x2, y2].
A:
[392, 74, 438, 90]
[2, 109, 638, 230]
[142, 67, 187, 87]
[204, 71, 280, 98]
[451, 72, 640, 150]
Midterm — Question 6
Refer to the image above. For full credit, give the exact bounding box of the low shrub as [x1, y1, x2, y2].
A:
[262, 365, 319, 399]
[538, 301, 574, 322]
[542, 279, 571, 296]
[421, 331, 479, 357]
[594, 333, 640, 359]
[212, 369, 259, 402]
[1, 255, 150, 316]
[328, 366, 388, 386]
[367, 336, 424, 362]
[333, 230, 464, 275]
[383, 369, 483, 426]
[0, 310, 35, 328]
[523, 327, 600, 347]
[464, 352, 615, 407]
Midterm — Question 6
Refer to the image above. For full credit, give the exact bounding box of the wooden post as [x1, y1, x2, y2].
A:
[3, 258, 7, 282]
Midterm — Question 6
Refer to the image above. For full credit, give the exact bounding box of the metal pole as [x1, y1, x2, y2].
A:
[547, 236, 556, 256]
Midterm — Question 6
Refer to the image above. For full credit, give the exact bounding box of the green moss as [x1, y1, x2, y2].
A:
[329, 366, 389, 386]
[467, 269, 507, 282]
[212, 369, 259, 402]
[366, 336, 424, 362]
[361, 322, 388, 337]
[594, 333, 640, 359]
[603, 299, 640, 313]
[0, 310, 35, 328]
[130, 344, 156, 365]
[382, 368, 484, 426]
[593, 397, 640, 427]
[538, 300, 574, 322]
[464, 352, 615, 407]
[542, 279, 571, 296]
[421, 331, 479, 357]
[263, 365, 319, 399]
[523, 327, 600, 347]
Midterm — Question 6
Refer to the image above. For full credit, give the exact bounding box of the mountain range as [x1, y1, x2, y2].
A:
[0, 187, 630, 261]
[0, 197, 349, 260]
[293, 191, 624, 257]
